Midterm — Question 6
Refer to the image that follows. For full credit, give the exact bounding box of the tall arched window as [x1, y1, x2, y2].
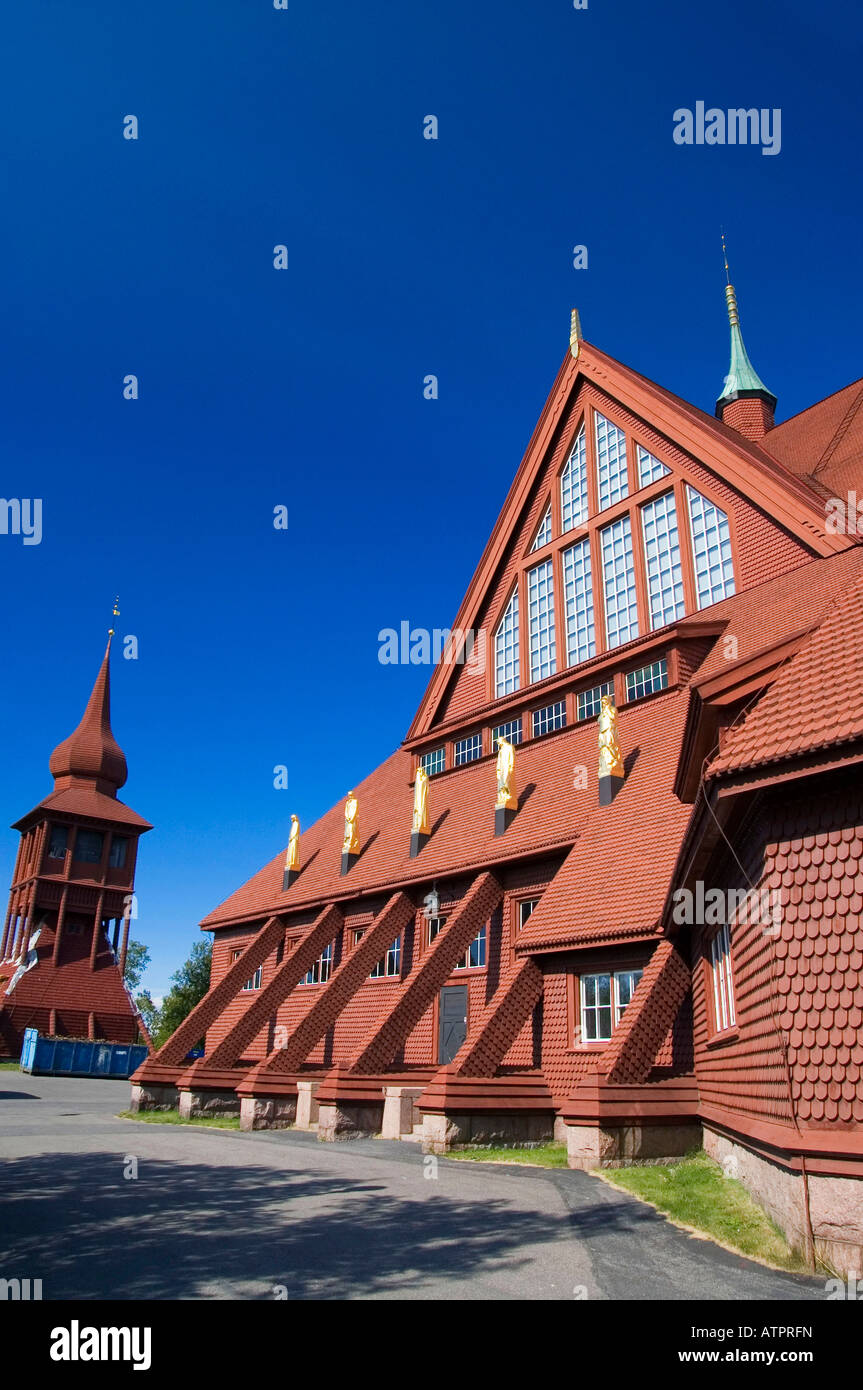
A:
[560, 427, 589, 533]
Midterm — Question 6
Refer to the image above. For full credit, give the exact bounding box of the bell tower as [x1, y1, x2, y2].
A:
[0, 630, 152, 1054]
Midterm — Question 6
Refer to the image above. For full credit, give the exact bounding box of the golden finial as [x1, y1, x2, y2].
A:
[570, 308, 583, 359]
[108, 595, 120, 638]
[720, 230, 740, 327]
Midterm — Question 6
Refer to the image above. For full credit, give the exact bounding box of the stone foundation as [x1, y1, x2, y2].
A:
[129, 1081, 178, 1113]
[239, 1094, 298, 1132]
[565, 1121, 702, 1170]
[295, 1080, 321, 1131]
[421, 1110, 555, 1153]
[382, 1086, 423, 1139]
[178, 1088, 241, 1120]
[704, 1127, 863, 1278]
[317, 1101, 383, 1141]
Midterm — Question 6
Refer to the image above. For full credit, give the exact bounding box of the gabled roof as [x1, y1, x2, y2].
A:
[407, 338, 848, 742]
[762, 377, 863, 502]
[200, 686, 687, 930]
[515, 691, 692, 953]
[707, 567, 863, 779]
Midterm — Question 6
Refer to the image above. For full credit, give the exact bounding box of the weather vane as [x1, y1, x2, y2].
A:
[109, 596, 120, 638]
[721, 228, 731, 285]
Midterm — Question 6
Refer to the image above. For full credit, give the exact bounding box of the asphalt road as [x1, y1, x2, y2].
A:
[0, 1069, 825, 1301]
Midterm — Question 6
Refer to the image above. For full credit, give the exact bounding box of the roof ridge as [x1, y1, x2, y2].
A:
[811, 379, 863, 479]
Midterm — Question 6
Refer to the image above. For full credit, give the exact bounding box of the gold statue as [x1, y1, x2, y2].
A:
[412, 767, 430, 835]
[598, 695, 624, 778]
[495, 737, 517, 811]
[286, 814, 300, 870]
[343, 791, 360, 855]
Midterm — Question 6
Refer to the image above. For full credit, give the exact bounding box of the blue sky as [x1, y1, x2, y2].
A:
[1, 0, 861, 997]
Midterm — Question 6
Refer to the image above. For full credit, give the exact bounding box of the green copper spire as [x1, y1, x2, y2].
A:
[716, 235, 776, 416]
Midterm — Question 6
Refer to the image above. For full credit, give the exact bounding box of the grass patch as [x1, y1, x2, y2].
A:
[446, 1142, 568, 1168]
[596, 1150, 810, 1272]
[118, 1109, 241, 1130]
[0, 1059, 21, 1071]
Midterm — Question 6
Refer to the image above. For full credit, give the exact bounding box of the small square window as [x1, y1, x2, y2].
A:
[532, 702, 566, 738]
[578, 968, 643, 1043]
[491, 718, 522, 752]
[241, 964, 263, 992]
[419, 748, 445, 777]
[625, 658, 668, 702]
[518, 899, 539, 929]
[454, 734, 482, 766]
[576, 680, 614, 722]
[455, 925, 487, 970]
[370, 936, 401, 978]
[303, 942, 333, 985]
[427, 916, 445, 945]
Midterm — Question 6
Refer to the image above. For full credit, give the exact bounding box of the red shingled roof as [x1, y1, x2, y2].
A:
[12, 786, 152, 832]
[708, 567, 863, 777]
[762, 377, 863, 502]
[201, 688, 689, 929]
[680, 546, 863, 687]
[515, 691, 693, 952]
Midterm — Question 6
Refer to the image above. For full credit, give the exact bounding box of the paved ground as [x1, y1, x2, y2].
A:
[0, 1069, 825, 1301]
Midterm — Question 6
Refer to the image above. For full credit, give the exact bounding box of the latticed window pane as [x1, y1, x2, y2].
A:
[625, 658, 668, 702]
[492, 718, 522, 751]
[370, 936, 402, 978]
[576, 679, 613, 721]
[687, 486, 735, 608]
[595, 413, 629, 510]
[419, 747, 445, 777]
[532, 700, 566, 737]
[242, 964, 263, 992]
[454, 733, 482, 766]
[600, 515, 639, 648]
[562, 536, 596, 666]
[560, 427, 589, 533]
[494, 588, 520, 697]
[637, 444, 671, 487]
[531, 504, 552, 551]
[641, 492, 686, 629]
[614, 969, 643, 1022]
[527, 559, 557, 682]
[303, 941, 333, 986]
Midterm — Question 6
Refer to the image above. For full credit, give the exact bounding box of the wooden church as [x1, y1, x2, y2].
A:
[131, 280, 863, 1275]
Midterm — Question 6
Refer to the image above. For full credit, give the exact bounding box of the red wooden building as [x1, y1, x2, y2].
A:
[132, 284, 863, 1273]
[0, 637, 151, 1054]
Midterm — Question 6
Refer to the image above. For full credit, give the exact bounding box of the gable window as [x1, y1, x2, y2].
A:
[527, 559, 556, 682]
[531, 504, 552, 552]
[494, 588, 520, 697]
[686, 486, 735, 607]
[709, 923, 736, 1032]
[626, 658, 668, 702]
[579, 968, 643, 1042]
[419, 747, 445, 777]
[353, 929, 366, 946]
[370, 936, 401, 978]
[641, 493, 685, 629]
[455, 924, 487, 970]
[48, 826, 68, 860]
[518, 899, 539, 929]
[492, 718, 522, 751]
[595, 413, 629, 511]
[600, 515, 639, 649]
[637, 444, 671, 487]
[303, 941, 333, 985]
[577, 679, 614, 721]
[562, 536, 596, 666]
[532, 700, 566, 738]
[454, 733, 482, 766]
[560, 426, 589, 534]
[108, 836, 129, 869]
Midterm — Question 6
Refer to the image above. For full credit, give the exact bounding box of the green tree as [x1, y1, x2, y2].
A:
[123, 939, 150, 994]
[135, 991, 161, 1040]
[151, 937, 213, 1051]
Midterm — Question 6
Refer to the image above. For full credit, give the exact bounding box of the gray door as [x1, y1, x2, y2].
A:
[438, 985, 468, 1064]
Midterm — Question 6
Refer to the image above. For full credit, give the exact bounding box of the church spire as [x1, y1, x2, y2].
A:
[48, 619, 128, 796]
[715, 236, 776, 440]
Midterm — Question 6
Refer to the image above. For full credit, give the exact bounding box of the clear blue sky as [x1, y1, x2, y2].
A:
[1, 1, 860, 998]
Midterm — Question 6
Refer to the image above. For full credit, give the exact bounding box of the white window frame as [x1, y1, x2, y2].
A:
[709, 923, 736, 1032]
[370, 936, 401, 979]
[579, 968, 643, 1043]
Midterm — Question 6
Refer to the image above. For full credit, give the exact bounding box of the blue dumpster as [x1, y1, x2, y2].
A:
[20, 1028, 148, 1078]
